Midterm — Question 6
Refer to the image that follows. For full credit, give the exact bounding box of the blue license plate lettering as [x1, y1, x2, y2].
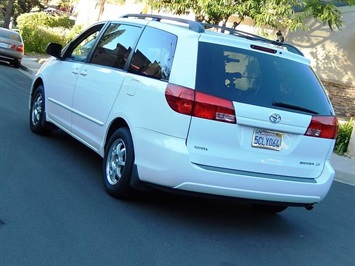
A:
[252, 130, 282, 151]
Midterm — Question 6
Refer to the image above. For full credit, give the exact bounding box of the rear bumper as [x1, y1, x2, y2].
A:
[0, 48, 23, 61]
[134, 129, 334, 205]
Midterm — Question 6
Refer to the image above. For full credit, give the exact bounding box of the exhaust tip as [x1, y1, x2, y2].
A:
[304, 204, 314, 211]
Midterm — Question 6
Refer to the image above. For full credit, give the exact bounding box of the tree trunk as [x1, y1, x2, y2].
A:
[3, 0, 15, 29]
[97, 0, 106, 21]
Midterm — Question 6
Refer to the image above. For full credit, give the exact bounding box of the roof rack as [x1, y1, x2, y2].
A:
[121, 14, 304, 56]
[121, 14, 205, 33]
[202, 23, 304, 56]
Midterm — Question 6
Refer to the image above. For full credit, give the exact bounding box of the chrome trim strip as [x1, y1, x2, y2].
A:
[194, 163, 317, 183]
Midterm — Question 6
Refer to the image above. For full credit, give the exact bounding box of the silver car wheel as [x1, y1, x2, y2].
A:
[106, 139, 126, 185]
[31, 93, 43, 126]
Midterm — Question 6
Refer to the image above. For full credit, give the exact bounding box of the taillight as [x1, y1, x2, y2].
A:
[10, 44, 24, 53]
[165, 83, 236, 124]
[16, 44, 24, 53]
[305, 116, 338, 139]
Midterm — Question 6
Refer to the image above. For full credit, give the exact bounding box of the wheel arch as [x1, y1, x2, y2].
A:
[30, 78, 44, 97]
[103, 117, 130, 155]
[29, 78, 44, 109]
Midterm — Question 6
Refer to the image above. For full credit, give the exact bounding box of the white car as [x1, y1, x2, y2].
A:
[29, 14, 339, 212]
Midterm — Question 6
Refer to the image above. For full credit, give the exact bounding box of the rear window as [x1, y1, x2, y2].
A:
[196, 42, 334, 116]
[0, 29, 21, 42]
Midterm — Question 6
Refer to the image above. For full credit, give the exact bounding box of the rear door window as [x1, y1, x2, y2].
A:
[128, 27, 177, 81]
[196, 42, 334, 116]
[91, 23, 142, 69]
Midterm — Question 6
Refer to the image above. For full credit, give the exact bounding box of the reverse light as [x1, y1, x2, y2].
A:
[165, 83, 236, 124]
[305, 116, 338, 139]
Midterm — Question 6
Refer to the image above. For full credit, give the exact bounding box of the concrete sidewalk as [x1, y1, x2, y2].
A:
[20, 55, 355, 186]
[330, 153, 355, 186]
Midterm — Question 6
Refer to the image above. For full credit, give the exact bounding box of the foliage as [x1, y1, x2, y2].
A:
[17, 12, 76, 53]
[1, 0, 76, 27]
[335, 118, 354, 155]
[0, 0, 8, 19]
[17, 11, 74, 28]
[150, 0, 355, 31]
[66, 23, 83, 40]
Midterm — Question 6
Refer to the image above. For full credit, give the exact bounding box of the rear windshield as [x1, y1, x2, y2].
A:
[196, 42, 334, 116]
[0, 29, 21, 42]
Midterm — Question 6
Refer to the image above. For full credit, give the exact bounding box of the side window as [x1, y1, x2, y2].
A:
[68, 24, 104, 62]
[129, 27, 177, 80]
[91, 23, 141, 69]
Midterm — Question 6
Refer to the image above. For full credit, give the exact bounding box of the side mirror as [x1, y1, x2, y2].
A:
[46, 43, 63, 59]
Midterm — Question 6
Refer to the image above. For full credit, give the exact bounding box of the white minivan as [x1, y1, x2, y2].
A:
[29, 14, 338, 212]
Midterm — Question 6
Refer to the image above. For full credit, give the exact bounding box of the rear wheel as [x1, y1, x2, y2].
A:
[13, 60, 21, 69]
[29, 85, 54, 135]
[103, 128, 134, 198]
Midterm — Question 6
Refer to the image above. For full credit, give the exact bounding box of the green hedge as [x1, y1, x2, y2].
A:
[335, 119, 354, 155]
[16, 12, 82, 53]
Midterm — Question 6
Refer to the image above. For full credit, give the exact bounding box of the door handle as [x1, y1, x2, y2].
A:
[79, 69, 88, 76]
[72, 68, 79, 75]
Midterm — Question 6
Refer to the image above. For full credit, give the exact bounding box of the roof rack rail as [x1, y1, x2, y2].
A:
[121, 14, 205, 33]
[202, 23, 304, 56]
[121, 14, 303, 56]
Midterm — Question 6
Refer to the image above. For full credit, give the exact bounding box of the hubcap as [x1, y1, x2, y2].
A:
[31, 94, 43, 126]
[106, 139, 126, 185]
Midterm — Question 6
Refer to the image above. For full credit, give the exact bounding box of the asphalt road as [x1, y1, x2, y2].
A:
[1, 64, 355, 266]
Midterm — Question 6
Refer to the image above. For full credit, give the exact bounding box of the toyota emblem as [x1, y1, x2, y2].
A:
[269, 113, 281, 123]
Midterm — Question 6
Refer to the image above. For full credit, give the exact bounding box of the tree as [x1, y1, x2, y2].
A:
[96, 0, 105, 21]
[1, 0, 50, 28]
[2, 0, 14, 28]
[96, 0, 124, 21]
[150, 0, 355, 31]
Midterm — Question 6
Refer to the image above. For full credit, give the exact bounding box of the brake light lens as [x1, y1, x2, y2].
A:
[305, 116, 338, 139]
[10, 44, 24, 53]
[251, 44, 277, 54]
[165, 83, 236, 124]
[16, 44, 24, 53]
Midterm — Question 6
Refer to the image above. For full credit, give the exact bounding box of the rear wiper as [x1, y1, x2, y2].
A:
[272, 102, 318, 114]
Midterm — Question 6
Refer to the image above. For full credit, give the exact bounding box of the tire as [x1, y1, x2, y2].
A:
[13, 60, 21, 69]
[253, 204, 288, 213]
[103, 128, 134, 198]
[29, 85, 54, 135]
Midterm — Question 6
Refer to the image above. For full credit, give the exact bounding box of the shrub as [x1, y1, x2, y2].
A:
[20, 25, 71, 53]
[66, 24, 84, 40]
[17, 12, 74, 29]
[16, 12, 76, 53]
[334, 118, 354, 155]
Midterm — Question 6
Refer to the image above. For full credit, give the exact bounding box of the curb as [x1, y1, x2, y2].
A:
[335, 171, 355, 186]
[20, 62, 38, 76]
[20, 63, 31, 74]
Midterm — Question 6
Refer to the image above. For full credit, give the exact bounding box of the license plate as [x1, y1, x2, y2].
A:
[0, 42, 9, 48]
[252, 129, 282, 151]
